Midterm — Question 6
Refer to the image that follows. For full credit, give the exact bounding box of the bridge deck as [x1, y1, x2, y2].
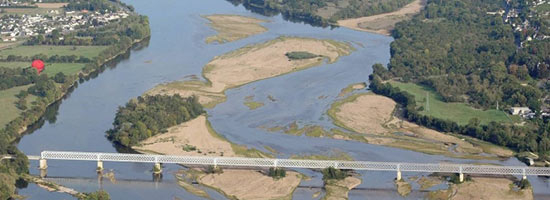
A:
[36, 151, 550, 177]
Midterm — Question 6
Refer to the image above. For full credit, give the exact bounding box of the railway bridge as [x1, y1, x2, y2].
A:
[20, 151, 550, 182]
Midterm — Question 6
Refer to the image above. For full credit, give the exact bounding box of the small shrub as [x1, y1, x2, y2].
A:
[285, 51, 318, 60]
[153, 164, 162, 173]
[448, 173, 470, 184]
[268, 167, 286, 179]
[517, 179, 531, 189]
[204, 165, 223, 174]
[82, 190, 110, 200]
[322, 167, 348, 180]
[182, 144, 197, 152]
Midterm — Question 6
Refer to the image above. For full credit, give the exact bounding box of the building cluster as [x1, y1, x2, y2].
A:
[504, 0, 550, 45]
[0, 0, 24, 7]
[509, 107, 536, 119]
[509, 106, 550, 119]
[1, 9, 129, 42]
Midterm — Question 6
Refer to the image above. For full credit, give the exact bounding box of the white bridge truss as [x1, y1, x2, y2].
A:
[40, 151, 550, 177]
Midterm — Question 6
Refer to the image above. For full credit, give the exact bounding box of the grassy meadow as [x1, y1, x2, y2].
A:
[0, 85, 36, 128]
[389, 81, 516, 125]
[0, 45, 107, 59]
[0, 62, 86, 76]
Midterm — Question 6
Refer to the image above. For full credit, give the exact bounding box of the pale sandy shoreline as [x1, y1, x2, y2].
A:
[147, 36, 354, 108]
[328, 92, 514, 159]
[133, 115, 236, 157]
[337, 0, 427, 35]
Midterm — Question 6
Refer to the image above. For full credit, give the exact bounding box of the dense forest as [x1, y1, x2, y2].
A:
[107, 95, 204, 147]
[372, 0, 550, 158]
[228, 0, 413, 26]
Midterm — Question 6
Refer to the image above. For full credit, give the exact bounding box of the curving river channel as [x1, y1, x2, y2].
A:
[15, 0, 550, 199]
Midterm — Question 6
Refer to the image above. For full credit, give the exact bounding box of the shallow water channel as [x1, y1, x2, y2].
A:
[15, 0, 550, 199]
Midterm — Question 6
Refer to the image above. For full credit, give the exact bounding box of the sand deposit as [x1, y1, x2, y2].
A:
[134, 115, 236, 157]
[199, 169, 302, 200]
[204, 15, 267, 44]
[329, 92, 513, 159]
[337, 0, 426, 35]
[147, 37, 353, 108]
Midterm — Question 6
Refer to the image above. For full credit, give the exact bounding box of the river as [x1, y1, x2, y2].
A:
[15, 0, 550, 199]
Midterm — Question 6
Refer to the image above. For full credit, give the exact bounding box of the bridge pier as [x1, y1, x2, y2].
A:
[459, 173, 464, 183]
[153, 163, 162, 174]
[39, 169, 47, 178]
[396, 164, 402, 181]
[396, 170, 402, 181]
[97, 160, 104, 172]
[39, 158, 47, 169]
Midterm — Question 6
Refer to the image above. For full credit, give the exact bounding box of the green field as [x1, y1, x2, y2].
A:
[0, 85, 36, 128]
[0, 8, 63, 17]
[389, 81, 516, 125]
[0, 62, 86, 76]
[0, 45, 108, 59]
[0, 62, 28, 68]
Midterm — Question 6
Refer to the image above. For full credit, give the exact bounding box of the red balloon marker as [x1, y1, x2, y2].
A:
[31, 60, 45, 74]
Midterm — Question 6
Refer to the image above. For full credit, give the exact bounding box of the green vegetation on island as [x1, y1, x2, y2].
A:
[107, 95, 204, 147]
[81, 190, 110, 200]
[285, 51, 319, 60]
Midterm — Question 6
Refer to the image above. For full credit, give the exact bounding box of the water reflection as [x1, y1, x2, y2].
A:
[226, 0, 339, 28]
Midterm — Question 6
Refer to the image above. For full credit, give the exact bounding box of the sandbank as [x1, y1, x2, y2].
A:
[204, 14, 267, 44]
[147, 37, 354, 108]
[134, 115, 269, 158]
[323, 177, 361, 200]
[337, 0, 426, 35]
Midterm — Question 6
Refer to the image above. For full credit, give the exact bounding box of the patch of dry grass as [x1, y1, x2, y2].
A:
[204, 15, 267, 44]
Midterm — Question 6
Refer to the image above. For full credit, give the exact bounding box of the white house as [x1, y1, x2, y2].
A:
[510, 107, 532, 115]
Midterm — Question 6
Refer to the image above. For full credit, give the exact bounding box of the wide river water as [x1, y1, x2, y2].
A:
[14, 0, 550, 199]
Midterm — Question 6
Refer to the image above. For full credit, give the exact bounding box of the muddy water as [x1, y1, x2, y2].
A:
[15, 0, 550, 199]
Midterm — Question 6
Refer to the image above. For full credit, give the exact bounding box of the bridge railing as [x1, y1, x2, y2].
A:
[39, 151, 550, 176]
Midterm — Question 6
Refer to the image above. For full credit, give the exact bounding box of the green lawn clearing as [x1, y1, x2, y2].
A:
[0, 45, 107, 59]
[0, 62, 86, 76]
[389, 81, 516, 125]
[0, 85, 36, 128]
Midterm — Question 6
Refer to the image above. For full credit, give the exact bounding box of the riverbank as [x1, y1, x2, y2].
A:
[12, 35, 150, 138]
[147, 36, 354, 108]
[337, 0, 426, 35]
[204, 14, 268, 44]
[327, 91, 514, 160]
[0, 12, 150, 198]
